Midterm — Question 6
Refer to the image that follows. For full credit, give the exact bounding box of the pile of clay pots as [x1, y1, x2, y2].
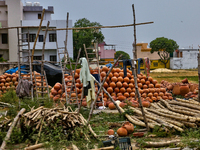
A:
[160, 78, 198, 98]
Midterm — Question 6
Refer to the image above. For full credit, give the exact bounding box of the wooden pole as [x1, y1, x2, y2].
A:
[0, 108, 26, 150]
[31, 9, 45, 63]
[24, 143, 45, 150]
[198, 53, 200, 102]
[42, 21, 154, 31]
[131, 4, 149, 131]
[87, 54, 122, 124]
[41, 21, 50, 97]
[132, 4, 137, 60]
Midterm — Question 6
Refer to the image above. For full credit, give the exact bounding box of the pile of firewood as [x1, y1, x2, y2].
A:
[118, 98, 200, 132]
[21, 106, 96, 143]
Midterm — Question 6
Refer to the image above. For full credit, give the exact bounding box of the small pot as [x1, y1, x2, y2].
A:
[182, 78, 188, 83]
[133, 132, 144, 137]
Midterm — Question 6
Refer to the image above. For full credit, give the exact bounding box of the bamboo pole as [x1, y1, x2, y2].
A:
[92, 78, 122, 114]
[160, 99, 196, 116]
[31, 9, 45, 63]
[0, 108, 26, 150]
[24, 143, 45, 150]
[140, 139, 181, 148]
[42, 21, 154, 31]
[169, 100, 200, 111]
[87, 54, 122, 124]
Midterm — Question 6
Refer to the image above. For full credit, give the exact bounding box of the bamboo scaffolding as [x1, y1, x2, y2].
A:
[42, 21, 154, 31]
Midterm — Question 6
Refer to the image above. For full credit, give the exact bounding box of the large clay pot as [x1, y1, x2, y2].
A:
[123, 122, 134, 134]
[180, 84, 190, 96]
[172, 84, 180, 95]
[117, 127, 128, 137]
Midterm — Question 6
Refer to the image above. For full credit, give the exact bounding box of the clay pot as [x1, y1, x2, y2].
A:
[133, 132, 144, 137]
[167, 84, 173, 91]
[182, 78, 188, 83]
[142, 100, 150, 107]
[180, 84, 190, 96]
[123, 122, 134, 134]
[108, 103, 116, 110]
[107, 129, 115, 135]
[117, 127, 128, 137]
[172, 84, 180, 95]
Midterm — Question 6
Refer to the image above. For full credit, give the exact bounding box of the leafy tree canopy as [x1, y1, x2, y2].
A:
[150, 37, 179, 67]
[115, 51, 130, 60]
[73, 18, 104, 59]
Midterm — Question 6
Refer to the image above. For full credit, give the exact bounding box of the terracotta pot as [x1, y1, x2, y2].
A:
[182, 78, 188, 83]
[142, 100, 150, 107]
[123, 122, 134, 134]
[107, 129, 115, 135]
[172, 84, 180, 95]
[117, 127, 128, 137]
[133, 132, 144, 137]
[180, 84, 190, 96]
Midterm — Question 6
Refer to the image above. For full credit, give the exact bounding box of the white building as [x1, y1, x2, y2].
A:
[170, 49, 199, 69]
[0, 0, 23, 61]
[0, 1, 73, 62]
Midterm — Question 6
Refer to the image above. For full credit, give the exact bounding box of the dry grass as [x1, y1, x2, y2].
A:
[149, 69, 198, 84]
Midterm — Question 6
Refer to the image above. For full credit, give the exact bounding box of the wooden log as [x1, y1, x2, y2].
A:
[150, 103, 160, 109]
[169, 100, 200, 111]
[176, 98, 200, 105]
[0, 102, 15, 107]
[157, 108, 200, 122]
[157, 102, 167, 109]
[115, 101, 156, 129]
[0, 108, 26, 150]
[24, 106, 44, 117]
[170, 105, 200, 115]
[90, 146, 115, 150]
[181, 121, 197, 128]
[160, 99, 197, 116]
[146, 108, 196, 123]
[140, 139, 181, 148]
[131, 108, 184, 132]
[24, 143, 45, 150]
[146, 112, 184, 128]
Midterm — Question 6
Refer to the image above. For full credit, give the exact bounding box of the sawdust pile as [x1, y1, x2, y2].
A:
[150, 68, 176, 73]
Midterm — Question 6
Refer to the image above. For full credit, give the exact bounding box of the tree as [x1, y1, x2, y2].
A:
[115, 51, 130, 60]
[150, 37, 179, 68]
[73, 18, 104, 60]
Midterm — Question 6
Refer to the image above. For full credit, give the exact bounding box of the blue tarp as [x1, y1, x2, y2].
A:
[5, 65, 27, 74]
[105, 63, 113, 68]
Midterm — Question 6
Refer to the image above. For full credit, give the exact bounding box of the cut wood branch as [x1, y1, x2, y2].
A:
[140, 139, 181, 148]
[0, 108, 26, 150]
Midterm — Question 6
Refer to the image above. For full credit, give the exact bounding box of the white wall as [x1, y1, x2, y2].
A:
[23, 12, 52, 20]
[5, 0, 23, 62]
[22, 19, 73, 61]
[170, 50, 199, 69]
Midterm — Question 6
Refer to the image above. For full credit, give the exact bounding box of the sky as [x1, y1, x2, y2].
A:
[23, 0, 200, 58]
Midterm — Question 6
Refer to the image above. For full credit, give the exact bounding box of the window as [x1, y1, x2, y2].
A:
[153, 62, 158, 67]
[33, 56, 42, 60]
[2, 33, 8, 44]
[50, 55, 57, 62]
[49, 33, 56, 42]
[38, 14, 41, 19]
[28, 34, 36, 42]
[39, 35, 43, 42]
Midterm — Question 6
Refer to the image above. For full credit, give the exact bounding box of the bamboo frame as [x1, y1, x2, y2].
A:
[42, 21, 154, 31]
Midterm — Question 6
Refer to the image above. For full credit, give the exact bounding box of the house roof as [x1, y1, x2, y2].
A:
[23, 6, 54, 13]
